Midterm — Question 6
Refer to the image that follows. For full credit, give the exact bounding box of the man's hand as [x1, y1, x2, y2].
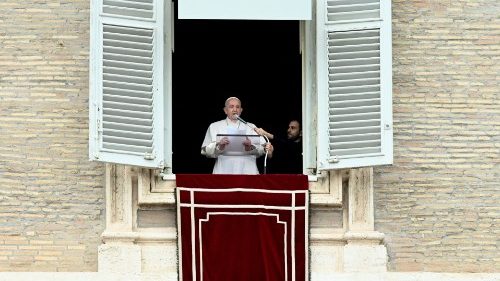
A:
[254, 128, 273, 139]
[217, 137, 229, 151]
[243, 137, 254, 151]
[265, 143, 274, 158]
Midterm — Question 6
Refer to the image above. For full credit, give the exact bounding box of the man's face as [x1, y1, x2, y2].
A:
[287, 120, 301, 141]
[224, 99, 242, 120]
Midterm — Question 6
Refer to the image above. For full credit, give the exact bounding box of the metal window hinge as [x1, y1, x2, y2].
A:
[144, 153, 156, 160]
[328, 155, 339, 163]
[97, 119, 103, 133]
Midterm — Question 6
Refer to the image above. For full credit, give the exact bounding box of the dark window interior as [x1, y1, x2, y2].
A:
[172, 10, 301, 174]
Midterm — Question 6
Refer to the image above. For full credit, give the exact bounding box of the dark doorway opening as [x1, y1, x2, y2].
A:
[172, 14, 301, 174]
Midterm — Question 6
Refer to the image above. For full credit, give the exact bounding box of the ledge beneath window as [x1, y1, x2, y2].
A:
[136, 168, 348, 206]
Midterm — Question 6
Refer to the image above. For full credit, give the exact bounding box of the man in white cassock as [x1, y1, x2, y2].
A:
[201, 97, 272, 174]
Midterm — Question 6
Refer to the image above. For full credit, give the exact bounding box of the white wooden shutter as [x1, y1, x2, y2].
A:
[316, 0, 393, 170]
[89, 0, 166, 168]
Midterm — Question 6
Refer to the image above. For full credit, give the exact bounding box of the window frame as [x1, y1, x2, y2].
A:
[89, 0, 393, 175]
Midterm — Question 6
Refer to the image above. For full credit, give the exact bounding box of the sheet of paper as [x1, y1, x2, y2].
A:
[217, 128, 260, 155]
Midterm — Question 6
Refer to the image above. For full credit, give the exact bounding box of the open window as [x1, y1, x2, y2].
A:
[89, 0, 393, 174]
[171, 19, 302, 174]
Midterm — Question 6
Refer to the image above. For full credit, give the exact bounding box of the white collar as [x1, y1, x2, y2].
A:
[225, 117, 240, 128]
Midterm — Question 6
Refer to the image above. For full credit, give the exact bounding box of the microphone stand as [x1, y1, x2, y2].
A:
[262, 135, 270, 174]
[234, 115, 270, 174]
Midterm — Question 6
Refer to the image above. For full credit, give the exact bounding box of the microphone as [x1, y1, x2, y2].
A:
[233, 114, 270, 174]
[233, 114, 268, 142]
[233, 114, 248, 125]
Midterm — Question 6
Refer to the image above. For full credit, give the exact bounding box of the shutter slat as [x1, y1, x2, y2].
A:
[112, 0, 153, 3]
[104, 0, 153, 11]
[103, 46, 153, 57]
[327, 0, 380, 23]
[330, 125, 380, 136]
[330, 132, 380, 142]
[104, 66, 152, 78]
[103, 7, 153, 19]
[103, 114, 153, 127]
[330, 98, 380, 109]
[104, 30, 153, 43]
[330, 77, 380, 88]
[329, 57, 380, 67]
[327, 3, 379, 13]
[103, 128, 153, 140]
[103, 108, 153, 120]
[329, 91, 380, 100]
[103, 73, 152, 85]
[328, 0, 379, 5]
[102, 143, 152, 154]
[331, 104, 381, 115]
[330, 70, 380, 80]
[103, 135, 153, 147]
[103, 87, 152, 99]
[104, 38, 152, 50]
[329, 119, 380, 129]
[104, 81, 152, 92]
[104, 53, 152, 65]
[329, 64, 379, 74]
[328, 30, 379, 41]
[330, 83, 380, 93]
[103, 59, 152, 71]
[331, 139, 380, 150]
[104, 92, 152, 105]
[330, 112, 380, 122]
[327, 10, 379, 22]
[104, 25, 153, 35]
[329, 45, 380, 54]
[102, 0, 154, 19]
[103, 100, 153, 113]
[328, 71, 380, 82]
[329, 84, 380, 95]
[327, 9, 379, 17]
[329, 147, 381, 156]
[329, 50, 379, 60]
[103, 121, 152, 133]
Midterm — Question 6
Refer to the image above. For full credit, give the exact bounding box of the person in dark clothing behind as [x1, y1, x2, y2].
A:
[255, 119, 302, 174]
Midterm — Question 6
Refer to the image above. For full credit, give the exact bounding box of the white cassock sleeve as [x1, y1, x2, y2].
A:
[201, 120, 227, 158]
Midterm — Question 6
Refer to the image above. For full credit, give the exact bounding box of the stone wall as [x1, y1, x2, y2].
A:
[0, 0, 498, 273]
[0, 0, 104, 271]
[377, 0, 499, 272]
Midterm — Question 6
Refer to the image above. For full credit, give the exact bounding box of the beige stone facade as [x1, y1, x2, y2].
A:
[0, 0, 105, 272]
[0, 0, 498, 278]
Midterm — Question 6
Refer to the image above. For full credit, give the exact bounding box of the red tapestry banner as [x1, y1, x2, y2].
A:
[176, 174, 309, 281]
